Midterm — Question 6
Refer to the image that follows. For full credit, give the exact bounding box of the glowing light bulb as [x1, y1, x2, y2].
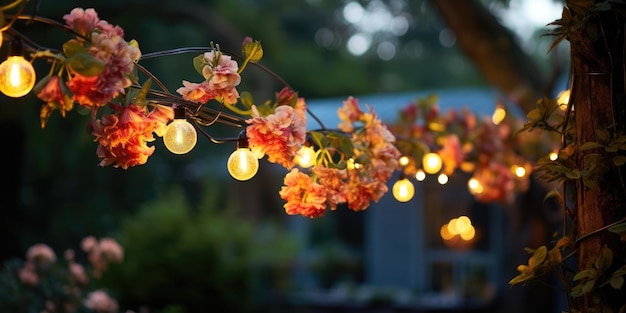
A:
[0, 55, 36, 98]
[398, 155, 410, 167]
[468, 177, 484, 195]
[491, 103, 506, 125]
[163, 119, 197, 154]
[549, 151, 558, 161]
[392, 177, 415, 202]
[227, 147, 259, 181]
[295, 146, 316, 168]
[415, 169, 426, 181]
[422, 152, 442, 174]
[437, 173, 448, 185]
[513, 165, 526, 178]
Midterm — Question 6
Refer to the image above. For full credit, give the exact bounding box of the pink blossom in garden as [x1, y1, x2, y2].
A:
[91, 104, 173, 169]
[26, 243, 56, 265]
[18, 262, 39, 286]
[84, 290, 119, 313]
[69, 262, 89, 285]
[99, 237, 124, 263]
[81, 236, 97, 252]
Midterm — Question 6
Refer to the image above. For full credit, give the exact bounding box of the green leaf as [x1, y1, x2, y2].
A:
[66, 52, 105, 76]
[573, 268, 598, 281]
[509, 273, 534, 285]
[529, 246, 547, 270]
[581, 279, 596, 295]
[609, 276, 624, 290]
[193, 54, 209, 76]
[613, 155, 626, 166]
[580, 141, 603, 150]
[133, 79, 152, 107]
[242, 40, 263, 63]
[595, 247, 613, 272]
[608, 222, 626, 234]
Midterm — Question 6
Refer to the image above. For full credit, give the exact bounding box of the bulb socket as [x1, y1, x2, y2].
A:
[237, 130, 249, 149]
[173, 105, 186, 119]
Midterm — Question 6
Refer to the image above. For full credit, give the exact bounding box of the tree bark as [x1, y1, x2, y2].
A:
[568, 2, 626, 311]
[430, 0, 550, 114]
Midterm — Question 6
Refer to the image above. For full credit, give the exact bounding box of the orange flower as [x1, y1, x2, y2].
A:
[91, 104, 173, 169]
[280, 169, 328, 218]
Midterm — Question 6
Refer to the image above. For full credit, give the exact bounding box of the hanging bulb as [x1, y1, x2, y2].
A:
[392, 176, 415, 202]
[295, 145, 316, 168]
[227, 131, 259, 181]
[0, 40, 36, 98]
[422, 152, 442, 174]
[163, 106, 197, 154]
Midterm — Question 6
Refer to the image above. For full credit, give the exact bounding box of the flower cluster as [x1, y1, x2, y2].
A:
[0, 237, 126, 313]
[34, 7, 174, 169]
[278, 97, 401, 218]
[389, 95, 555, 204]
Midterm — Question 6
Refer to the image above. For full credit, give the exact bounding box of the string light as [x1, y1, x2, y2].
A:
[0, 40, 36, 98]
[437, 173, 448, 185]
[467, 177, 484, 195]
[295, 145, 316, 168]
[163, 106, 197, 154]
[422, 152, 442, 174]
[227, 131, 259, 181]
[549, 151, 558, 161]
[398, 155, 410, 167]
[415, 169, 426, 181]
[491, 103, 506, 125]
[392, 176, 415, 202]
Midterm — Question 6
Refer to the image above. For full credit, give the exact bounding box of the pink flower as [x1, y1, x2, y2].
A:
[26, 243, 56, 265]
[99, 237, 124, 263]
[438, 134, 464, 175]
[91, 104, 173, 169]
[176, 80, 216, 104]
[63, 7, 100, 37]
[69, 262, 89, 285]
[65, 8, 141, 108]
[81, 236, 97, 252]
[18, 262, 39, 286]
[201, 51, 241, 104]
[337, 96, 364, 132]
[84, 290, 119, 313]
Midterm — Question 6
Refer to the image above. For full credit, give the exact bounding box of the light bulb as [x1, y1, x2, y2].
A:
[392, 177, 415, 202]
[0, 56, 36, 97]
[437, 173, 449, 185]
[422, 152, 442, 174]
[227, 147, 259, 181]
[295, 145, 316, 168]
[163, 119, 197, 154]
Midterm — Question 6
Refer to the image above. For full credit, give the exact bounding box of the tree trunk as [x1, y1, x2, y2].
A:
[568, 2, 626, 311]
